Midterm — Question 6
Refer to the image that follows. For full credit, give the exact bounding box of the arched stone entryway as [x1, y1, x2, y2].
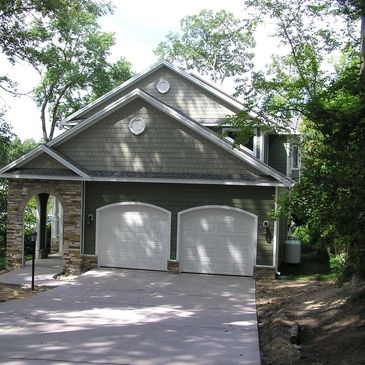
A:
[22, 194, 64, 263]
[6, 179, 82, 273]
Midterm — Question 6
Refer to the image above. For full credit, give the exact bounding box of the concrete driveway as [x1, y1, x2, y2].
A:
[0, 268, 260, 365]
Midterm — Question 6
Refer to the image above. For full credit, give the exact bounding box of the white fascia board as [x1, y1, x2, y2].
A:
[89, 176, 287, 187]
[41, 146, 90, 179]
[61, 60, 167, 125]
[0, 145, 44, 174]
[0, 145, 90, 179]
[139, 92, 293, 186]
[0, 173, 83, 181]
[0, 172, 287, 186]
[162, 61, 244, 112]
[50, 88, 293, 186]
[188, 71, 243, 104]
[61, 60, 248, 126]
[49, 89, 142, 147]
[223, 136, 254, 156]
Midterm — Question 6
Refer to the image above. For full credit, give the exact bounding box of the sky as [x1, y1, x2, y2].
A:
[0, 0, 276, 142]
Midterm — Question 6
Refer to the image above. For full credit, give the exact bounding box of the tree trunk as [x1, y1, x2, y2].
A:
[40, 102, 49, 143]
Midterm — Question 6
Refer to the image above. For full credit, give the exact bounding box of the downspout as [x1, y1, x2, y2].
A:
[80, 181, 86, 255]
[273, 186, 280, 275]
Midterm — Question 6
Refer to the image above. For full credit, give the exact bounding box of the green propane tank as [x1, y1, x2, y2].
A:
[284, 238, 301, 264]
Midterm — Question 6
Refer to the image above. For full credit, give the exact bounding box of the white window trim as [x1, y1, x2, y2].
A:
[285, 141, 301, 177]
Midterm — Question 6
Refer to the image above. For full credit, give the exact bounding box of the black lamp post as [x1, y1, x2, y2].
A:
[30, 230, 37, 291]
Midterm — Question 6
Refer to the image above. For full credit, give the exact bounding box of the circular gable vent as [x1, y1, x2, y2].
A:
[129, 117, 146, 135]
[157, 79, 170, 94]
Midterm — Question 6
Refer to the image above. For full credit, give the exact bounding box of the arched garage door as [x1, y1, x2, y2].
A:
[178, 206, 257, 276]
[96, 203, 171, 271]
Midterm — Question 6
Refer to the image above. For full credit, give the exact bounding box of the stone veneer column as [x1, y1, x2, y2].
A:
[6, 179, 83, 273]
[6, 182, 24, 269]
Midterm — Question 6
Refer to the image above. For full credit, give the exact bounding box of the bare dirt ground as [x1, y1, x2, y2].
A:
[256, 278, 365, 365]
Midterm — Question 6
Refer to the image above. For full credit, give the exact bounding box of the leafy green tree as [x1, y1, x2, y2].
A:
[0, 110, 38, 248]
[154, 9, 257, 84]
[23, 197, 37, 236]
[7, 137, 39, 163]
[0, 1, 112, 60]
[0, 0, 133, 142]
[0, 111, 13, 255]
[0, 124, 39, 255]
[0, 1, 110, 91]
[0, 111, 13, 167]
[230, 0, 365, 280]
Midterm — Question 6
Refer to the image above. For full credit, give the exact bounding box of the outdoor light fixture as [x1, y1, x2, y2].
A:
[87, 214, 94, 225]
[30, 230, 38, 243]
[263, 220, 269, 234]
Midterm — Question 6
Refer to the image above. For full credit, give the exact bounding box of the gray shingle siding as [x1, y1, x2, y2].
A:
[80, 66, 237, 124]
[21, 153, 68, 170]
[84, 182, 275, 266]
[268, 135, 288, 175]
[57, 99, 266, 179]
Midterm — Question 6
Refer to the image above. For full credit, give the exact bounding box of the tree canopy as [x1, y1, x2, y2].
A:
[0, 0, 133, 142]
[230, 0, 365, 280]
[154, 9, 257, 84]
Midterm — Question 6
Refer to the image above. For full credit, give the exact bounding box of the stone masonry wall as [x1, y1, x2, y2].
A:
[6, 179, 83, 273]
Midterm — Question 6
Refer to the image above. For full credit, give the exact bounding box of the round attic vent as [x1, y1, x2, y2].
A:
[129, 117, 146, 135]
[157, 79, 170, 94]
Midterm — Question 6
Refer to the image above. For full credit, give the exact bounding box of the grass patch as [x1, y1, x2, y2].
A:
[277, 251, 335, 281]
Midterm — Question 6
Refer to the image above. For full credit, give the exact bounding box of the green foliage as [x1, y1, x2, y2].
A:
[155, 9, 257, 84]
[7, 137, 39, 163]
[0, 110, 13, 254]
[0, 0, 133, 142]
[23, 197, 37, 236]
[0, 1, 113, 62]
[292, 225, 312, 251]
[231, 0, 365, 280]
[329, 252, 352, 279]
[0, 120, 12, 167]
[0, 130, 40, 254]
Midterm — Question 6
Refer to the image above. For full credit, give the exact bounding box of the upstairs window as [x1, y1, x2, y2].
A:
[286, 141, 301, 179]
[221, 127, 255, 155]
[291, 144, 300, 169]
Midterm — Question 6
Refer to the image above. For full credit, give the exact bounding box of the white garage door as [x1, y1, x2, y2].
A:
[178, 206, 257, 276]
[96, 203, 171, 271]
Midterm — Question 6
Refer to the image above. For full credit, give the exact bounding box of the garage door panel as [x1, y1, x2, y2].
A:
[179, 206, 257, 276]
[96, 203, 171, 270]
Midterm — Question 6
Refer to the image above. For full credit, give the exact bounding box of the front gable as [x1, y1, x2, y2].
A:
[78, 67, 239, 127]
[0, 62, 292, 187]
[63, 61, 243, 128]
[56, 97, 271, 184]
[0, 145, 89, 180]
[0, 89, 291, 186]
